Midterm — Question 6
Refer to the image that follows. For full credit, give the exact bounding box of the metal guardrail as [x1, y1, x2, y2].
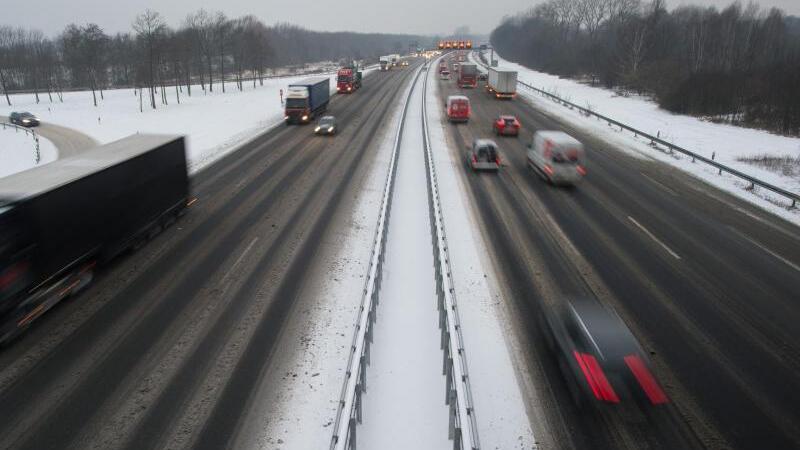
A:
[1, 121, 41, 164]
[329, 65, 424, 450]
[421, 56, 481, 450]
[473, 51, 799, 209]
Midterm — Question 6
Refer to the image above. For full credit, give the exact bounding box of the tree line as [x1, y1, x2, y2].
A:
[490, 0, 800, 135]
[0, 10, 429, 109]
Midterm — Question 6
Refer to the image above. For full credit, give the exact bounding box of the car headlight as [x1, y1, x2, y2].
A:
[315, 126, 321, 132]
[22, 119, 30, 123]
[302, 115, 308, 121]
[284, 116, 289, 120]
[328, 126, 335, 132]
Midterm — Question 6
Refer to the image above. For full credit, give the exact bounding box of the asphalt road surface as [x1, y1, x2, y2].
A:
[0, 115, 97, 157]
[0, 61, 420, 450]
[437, 56, 800, 450]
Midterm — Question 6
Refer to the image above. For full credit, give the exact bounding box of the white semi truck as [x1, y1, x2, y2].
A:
[487, 68, 518, 99]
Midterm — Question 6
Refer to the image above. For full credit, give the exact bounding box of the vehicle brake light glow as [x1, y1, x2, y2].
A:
[624, 355, 669, 404]
[574, 351, 620, 403]
[577, 165, 587, 176]
[544, 164, 554, 175]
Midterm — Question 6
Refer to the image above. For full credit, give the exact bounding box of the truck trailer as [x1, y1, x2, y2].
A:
[458, 63, 478, 88]
[487, 68, 518, 99]
[285, 77, 331, 124]
[0, 134, 190, 344]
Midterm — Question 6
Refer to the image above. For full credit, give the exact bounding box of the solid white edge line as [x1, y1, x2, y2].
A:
[627, 216, 682, 260]
[727, 226, 800, 274]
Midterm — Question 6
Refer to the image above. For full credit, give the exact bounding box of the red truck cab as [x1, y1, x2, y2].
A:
[336, 68, 360, 93]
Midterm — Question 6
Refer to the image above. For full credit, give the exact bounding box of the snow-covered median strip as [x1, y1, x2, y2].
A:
[430, 58, 538, 448]
[1, 68, 377, 176]
[474, 51, 800, 224]
[0, 125, 57, 178]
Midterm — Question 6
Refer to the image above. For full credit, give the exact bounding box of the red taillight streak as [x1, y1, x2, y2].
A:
[577, 165, 587, 176]
[624, 355, 669, 404]
[574, 351, 620, 403]
[0, 262, 27, 290]
[544, 165, 554, 175]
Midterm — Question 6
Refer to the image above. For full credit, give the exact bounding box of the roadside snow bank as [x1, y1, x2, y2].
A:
[428, 59, 538, 449]
[0, 126, 57, 178]
[474, 51, 800, 223]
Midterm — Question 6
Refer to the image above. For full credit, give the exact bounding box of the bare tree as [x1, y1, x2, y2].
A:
[133, 9, 166, 109]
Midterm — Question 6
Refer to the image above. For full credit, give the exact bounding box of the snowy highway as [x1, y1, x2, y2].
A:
[1, 50, 799, 450]
[436, 53, 800, 449]
[0, 60, 423, 450]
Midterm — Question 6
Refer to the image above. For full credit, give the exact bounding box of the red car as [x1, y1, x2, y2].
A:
[493, 115, 520, 136]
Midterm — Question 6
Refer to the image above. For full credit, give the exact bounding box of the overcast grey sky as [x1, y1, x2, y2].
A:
[3, 0, 799, 36]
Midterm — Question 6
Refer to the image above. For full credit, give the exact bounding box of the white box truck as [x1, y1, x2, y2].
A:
[487, 68, 517, 99]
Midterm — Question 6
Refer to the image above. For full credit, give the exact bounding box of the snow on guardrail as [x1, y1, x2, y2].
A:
[329, 65, 424, 450]
[421, 55, 481, 450]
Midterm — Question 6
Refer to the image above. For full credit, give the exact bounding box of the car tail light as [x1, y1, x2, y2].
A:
[0, 261, 28, 290]
[577, 165, 587, 176]
[544, 164, 554, 176]
[574, 351, 620, 403]
[624, 355, 669, 404]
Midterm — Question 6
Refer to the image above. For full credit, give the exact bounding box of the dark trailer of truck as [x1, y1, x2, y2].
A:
[0, 134, 189, 343]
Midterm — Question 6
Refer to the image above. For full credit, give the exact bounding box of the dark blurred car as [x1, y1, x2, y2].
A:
[314, 115, 337, 135]
[9, 112, 40, 128]
[493, 115, 520, 136]
[542, 297, 669, 410]
[478, 72, 488, 81]
[466, 138, 501, 171]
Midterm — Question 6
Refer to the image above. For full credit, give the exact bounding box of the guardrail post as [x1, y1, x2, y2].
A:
[348, 418, 357, 450]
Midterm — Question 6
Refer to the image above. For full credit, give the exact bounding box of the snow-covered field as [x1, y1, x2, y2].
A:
[474, 51, 800, 223]
[1, 67, 376, 176]
[0, 126, 57, 179]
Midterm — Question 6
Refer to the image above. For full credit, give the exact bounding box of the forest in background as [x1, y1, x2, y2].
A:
[491, 0, 800, 135]
[0, 10, 431, 108]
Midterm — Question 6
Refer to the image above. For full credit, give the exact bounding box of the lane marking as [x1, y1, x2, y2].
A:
[685, 183, 800, 242]
[221, 237, 260, 286]
[627, 216, 682, 260]
[728, 226, 800, 274]
[640, 172, 678, 197]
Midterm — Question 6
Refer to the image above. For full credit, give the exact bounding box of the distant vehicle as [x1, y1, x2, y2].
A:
[480, 43, 488, 51]
[527, 131, 586, 185]
[541, 297, 669, 409]
[379, 56, 390, 71]
[466, 139, 501, 171]
[314, 115, 337, 135]
[285, 77, 330, 125]
[458, 63, 478, 88]
[478, 72, 488, 81]
[389, 54, 400, 66]
[440, 70, 451, 80]
[336, 63, 362, 93]
[453, 63, 460, 73]
[0, 134, 189, 345]
[8, 112, 39, 127]
[446, 95, 470, 122]
[401, 60, 409, 67]
[493, 115, 520, 137]
[487, 68, 517, 99]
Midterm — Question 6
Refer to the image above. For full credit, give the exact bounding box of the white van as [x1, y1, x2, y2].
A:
[527, 131, 586, 185]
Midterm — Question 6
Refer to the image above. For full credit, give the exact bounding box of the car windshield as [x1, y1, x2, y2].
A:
[319, 118, 334, 126]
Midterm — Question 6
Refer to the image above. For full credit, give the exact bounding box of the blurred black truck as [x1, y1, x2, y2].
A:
[0, 134, 189, 344]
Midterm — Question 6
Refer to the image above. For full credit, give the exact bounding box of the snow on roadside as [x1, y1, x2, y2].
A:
[0, 127, 57, 179]
[473, 51, 800, 224]
[427, 60, 538, 449]
[231, 74, 403, 450]
[1, 68, 377, 176]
